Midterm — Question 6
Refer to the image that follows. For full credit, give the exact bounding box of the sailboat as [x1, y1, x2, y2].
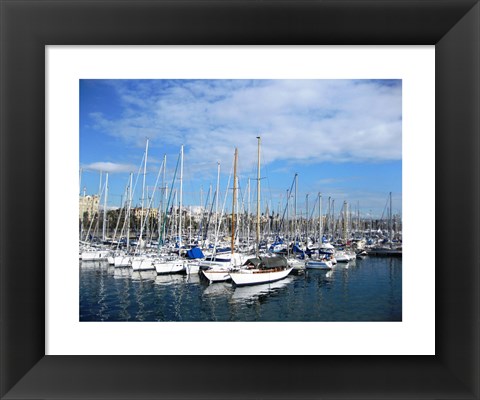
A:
[114, 171, 135, 267]
[305, 192, 332, 270]
[155, 145, 186, 275]
[131, 143, 167, 272]
[366, 192, 402, 257]
[229, 137, 293, 286]
[202, 148, 251, 283]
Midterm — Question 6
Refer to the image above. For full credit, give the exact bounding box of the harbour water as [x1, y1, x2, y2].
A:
[80, 256, 401, 322]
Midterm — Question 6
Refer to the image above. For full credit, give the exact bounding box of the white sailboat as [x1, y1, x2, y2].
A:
[114, 172, 134, 267]
[229, 137, 293, 286]
[131, 141, 167, 272]
[334, 250, 353, 263]
[201, 148, 250, 283]
[305, 255, 333, 270]
[153, 256, 186, 274]
[184, 246, 205, 275]
[201, 253, 248, 283]
[155, 145, 186, 275]
[131, 254, 155, 271]
[229, 255, 293, 286]
[305, 192, 332, 270]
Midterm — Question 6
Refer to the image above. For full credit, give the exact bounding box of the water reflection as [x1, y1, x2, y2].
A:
[115, 272, 131, 321]
[80, 260, 107, 269]
[230, 276, 294, 303]
[131, 270, 157, 281]
[79, 257, 402, 322]
[305, 269, 334, 288]
[132, 276, 148, 321]
[154, 274, 185, 285]
[185, 274, 201, 285]
[203, 282, 231, 297]
[97, 268, 107, 321]
[113, 267, 132, 279]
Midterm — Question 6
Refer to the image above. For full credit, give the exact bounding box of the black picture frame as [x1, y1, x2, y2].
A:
[1, 1, 479, 399]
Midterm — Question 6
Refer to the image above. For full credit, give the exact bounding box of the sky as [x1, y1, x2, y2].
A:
[80, 79, 402, 219]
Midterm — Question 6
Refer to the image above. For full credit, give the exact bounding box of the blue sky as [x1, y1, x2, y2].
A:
[80, 79, 402, 218]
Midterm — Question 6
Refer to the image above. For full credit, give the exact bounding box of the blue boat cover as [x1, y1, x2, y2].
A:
[187, 247, 205, 259]
[292, 244, 303, 254]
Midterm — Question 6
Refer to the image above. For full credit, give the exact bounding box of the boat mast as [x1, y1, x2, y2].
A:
[102, 172, 109, 241]
[126, 172, 133, 249]
[294, 173, 298, 243]
[215, 161, 220, 240]
[140, 138, 149, 244]
[172, 189, 177, 240]
[93, 171, 103, 241]
[389, 191, 392, 245]
[178, 145, 183, 248]
[189, 205, 192, 245]
[159, 154, 166, 243]
[158, 154, 165, 241]
[236, 176, 240, 247]
[286, 189, 289, 241]
[357, 200, 360, 236]
[331, 199, 335, 241]
[256, 136, 261, 258]
[305, 193, 309, 242]
[209, 183, 213, 242]
[326, 196, 331, 240]
[247, 178, 250, 249]
[318, 192, 322, 244]
[231, 148, 238, 254]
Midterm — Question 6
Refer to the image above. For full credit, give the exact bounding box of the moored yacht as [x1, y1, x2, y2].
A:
[227, 138, 293, 287]
[229, 255, 293, 286]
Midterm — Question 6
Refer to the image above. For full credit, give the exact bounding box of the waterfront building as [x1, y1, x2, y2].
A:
[79, 194, 100, 220]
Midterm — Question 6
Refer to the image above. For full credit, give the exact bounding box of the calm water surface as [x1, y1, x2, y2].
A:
[80, 257, 401, 322]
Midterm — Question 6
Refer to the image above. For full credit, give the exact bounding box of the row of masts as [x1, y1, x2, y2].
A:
[83, 194, 400, 251]
[80, 138, 400, 252]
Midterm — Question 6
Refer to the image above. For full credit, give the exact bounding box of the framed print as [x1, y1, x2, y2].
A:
[1, 0, 479, 399]
[48, 47, 430, 357]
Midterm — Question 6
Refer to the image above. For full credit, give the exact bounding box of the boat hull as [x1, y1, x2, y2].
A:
[131, 257, 155, 271]
[114, 255, 132, 267]
[81, 250, 110, 261]
[154, 260, 185, 274]
[305, 260, 333, 270]
[202, 269, 231, 283]
[287, 258, 305, 271]
[185, 262, 201, 275]
[229, 267, 293, 286]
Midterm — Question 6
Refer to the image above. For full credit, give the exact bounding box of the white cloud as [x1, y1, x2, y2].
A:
[86, 79, 402, 173]
[82, 162, 137, 174]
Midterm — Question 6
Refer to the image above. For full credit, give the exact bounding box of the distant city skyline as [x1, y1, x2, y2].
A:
[80, 79, 402, 219]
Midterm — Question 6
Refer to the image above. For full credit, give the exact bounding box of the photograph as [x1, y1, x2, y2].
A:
[79, 79, 402, 322]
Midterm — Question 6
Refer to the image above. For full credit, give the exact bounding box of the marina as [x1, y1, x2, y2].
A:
[79, 79, 403, 322]
[79, 136, 402, 321]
